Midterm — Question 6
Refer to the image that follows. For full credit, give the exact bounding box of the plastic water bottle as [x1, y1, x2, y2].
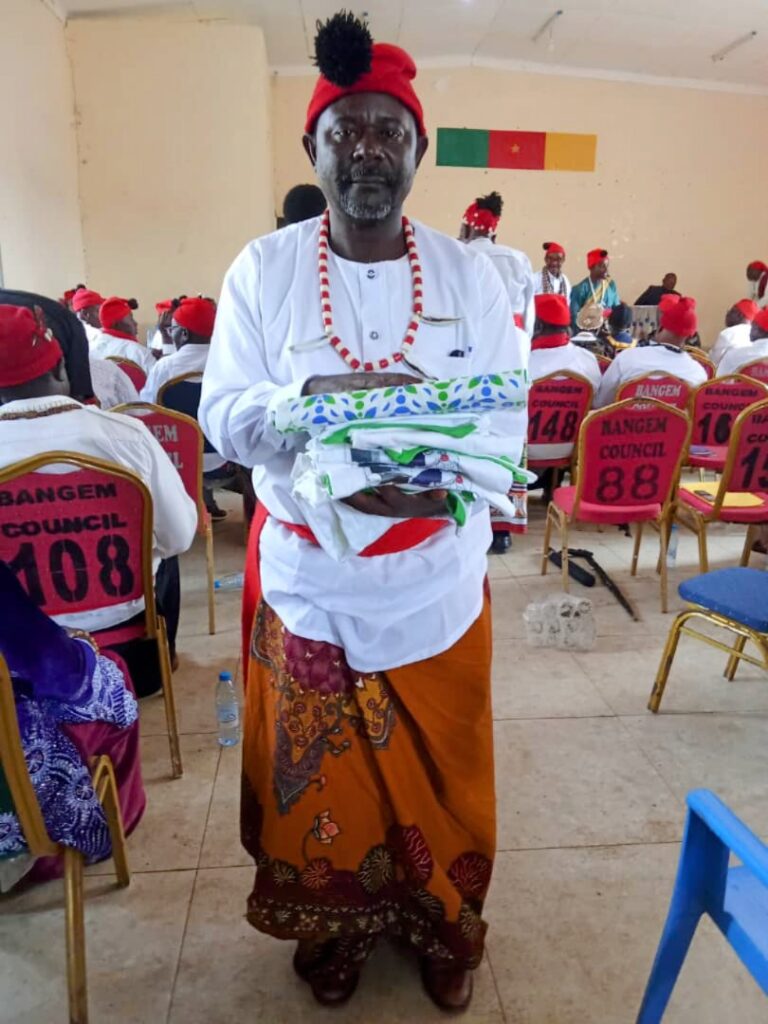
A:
[215, 672, 240, 747]
[666, 524, 679, 568]
[214, 571, 244, 592]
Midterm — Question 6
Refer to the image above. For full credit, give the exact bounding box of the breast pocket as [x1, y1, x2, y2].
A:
[406, 315, 475, 379]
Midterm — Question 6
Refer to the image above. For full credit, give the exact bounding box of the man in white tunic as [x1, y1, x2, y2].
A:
[90, 297, 155, 376]
[596, 295, 706, 407]
[709, 299, 758, 368]
[529, 293, 601, 393]
[532, 241, 571, 302]
[459, 190, 535, 336]
[718, 308, 768, 377]
[200, 11, 526, 1013]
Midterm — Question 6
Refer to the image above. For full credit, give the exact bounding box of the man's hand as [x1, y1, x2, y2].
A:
[344, 486, 448, 518]
[302, 372, 420, 396]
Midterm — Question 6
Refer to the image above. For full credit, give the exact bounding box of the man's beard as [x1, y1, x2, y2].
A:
[336, 166, 401, 222]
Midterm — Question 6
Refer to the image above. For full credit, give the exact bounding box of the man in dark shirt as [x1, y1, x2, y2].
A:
[635, 273, 679, 306]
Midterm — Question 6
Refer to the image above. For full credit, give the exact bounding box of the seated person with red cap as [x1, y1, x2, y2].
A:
[91, 296, 155, 376]
[71, 287, 140, 409]
[149, 298, 177, 358]
[717, 307, 768, 377]
[459, 191, 535, 335]
[533, 242, 571, 301]
[596, 295, 706, 407]
[570, 248, 620, 331]
[747, 261, 768, 309]
[710, 299, 759, 367]
[530, 294, 601, 393]
[71, 287, 104, 345]
[142, 297, 232, 520]
[0, 304, 197, 682]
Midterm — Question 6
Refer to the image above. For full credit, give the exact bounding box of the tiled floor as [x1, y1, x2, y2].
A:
[2, 493, 767, 1023]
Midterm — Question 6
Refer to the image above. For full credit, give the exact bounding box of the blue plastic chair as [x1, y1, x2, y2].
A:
[637, 789, 768, 1022]
[648, 567, 768, 712]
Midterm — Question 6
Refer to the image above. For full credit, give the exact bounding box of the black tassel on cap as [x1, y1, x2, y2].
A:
[314, 10, 373, 87]
[475, 192, 504, 218]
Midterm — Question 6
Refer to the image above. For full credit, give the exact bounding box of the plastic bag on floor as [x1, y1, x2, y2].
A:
[523, 594, 596, 651]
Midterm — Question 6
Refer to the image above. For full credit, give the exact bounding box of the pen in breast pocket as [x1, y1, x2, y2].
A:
[289, 335, 329, 353]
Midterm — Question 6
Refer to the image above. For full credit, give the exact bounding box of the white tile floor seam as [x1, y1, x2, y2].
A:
[2, 492, 767, 1022]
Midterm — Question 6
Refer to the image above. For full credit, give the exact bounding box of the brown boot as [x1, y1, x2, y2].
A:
[420, 957, 474, 1012]
[293, 940, 360, 1007]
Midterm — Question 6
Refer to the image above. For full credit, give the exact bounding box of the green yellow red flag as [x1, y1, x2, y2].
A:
[436, 128, 597, 172]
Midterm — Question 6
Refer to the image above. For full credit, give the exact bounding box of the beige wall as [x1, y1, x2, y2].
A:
[273, 67, 768, 345]
[66, 15, 274, 330]
[0, 0, 84, 295]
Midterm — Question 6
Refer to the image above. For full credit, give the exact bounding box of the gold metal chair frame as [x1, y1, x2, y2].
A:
[541, 397, 691, 613]
[0, 452, 182, 778]
[672, 396, 768, 574]
[737, 359, 768, 384]
[114, 400, 215, 635]
[0, 654, 130, 1024]
[686, 348, 715, 378]
[648, 605, 768, 713]
[105, 355, 146, 383]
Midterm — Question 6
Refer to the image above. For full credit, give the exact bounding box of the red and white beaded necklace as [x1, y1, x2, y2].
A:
[317, 209, 423, 372]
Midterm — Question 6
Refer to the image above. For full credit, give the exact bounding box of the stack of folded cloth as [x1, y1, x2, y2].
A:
[270, 371, 532, 560]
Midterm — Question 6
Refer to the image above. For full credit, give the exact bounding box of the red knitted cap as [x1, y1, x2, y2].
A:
[587, 248, 608, 269]
[544, 241, 565, 256]
[72, 288, 104, 313]
[305, 15, 425, 135]
[734, 299, 759, 321]
[659, 295, 698, 337]
[172, 297, 216, 338]
[100, 297, 134, 329]
[0, 305, 63, 387]
[754, 308, 768, 332]
[535, 293, 571, 327]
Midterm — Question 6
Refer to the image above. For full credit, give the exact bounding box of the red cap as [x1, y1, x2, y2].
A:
[0, 305, 64, 388]
[543, 241, 565, 256]
[587, 248, 608, 269]
[734, 299, 759, 321]
[748, 261, 768, 275]
[462, 202, 499, 233]
[100, 297, 134, 330]
[155, 299, 173, 314]
[659, 295, 698, 337]
[535, 293, 571, 327]
[172, 297, 216, 338]
[72, 288, 104, 313]
[306, 42, 425, 136]
[754, 308, 768, 332]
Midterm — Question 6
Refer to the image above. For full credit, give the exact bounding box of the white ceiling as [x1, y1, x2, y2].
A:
[58, 0, 768, 89]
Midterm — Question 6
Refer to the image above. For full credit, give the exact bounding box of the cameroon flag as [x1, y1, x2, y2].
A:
[436, 127, 597, 172]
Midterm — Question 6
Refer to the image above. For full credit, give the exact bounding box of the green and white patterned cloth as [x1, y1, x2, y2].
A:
[270, 371, 528, 436]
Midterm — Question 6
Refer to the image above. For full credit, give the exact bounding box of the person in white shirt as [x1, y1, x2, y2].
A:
[746, 261, 768, 309]
[149, 298, 176, 358]
[90, 296, 156, 376]
[0, 303, 197, 679]
[89, 352, 139, 409]
[141, 297, 217, 405]
[710, 299, 759, 367]
[718, 308, 768, 378]
[532, 241, 571, 302]
[142, 296, 233, 521]
[200, 12, 527, 1011]
[596, 295, 706, 407]
[529, 293, 601, 393]
[459, 190, 535, 335]
[71, 287, 105, 346]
